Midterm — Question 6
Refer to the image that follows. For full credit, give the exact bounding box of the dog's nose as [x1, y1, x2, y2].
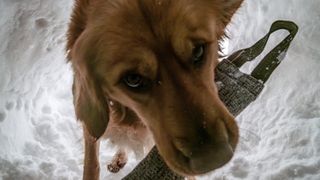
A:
[189, 141, 234, 174]
[172, 128, 210, 157]
[171, 116, 237, 174]
[175, 135, 235, 170]
[173, 131, 235, 174]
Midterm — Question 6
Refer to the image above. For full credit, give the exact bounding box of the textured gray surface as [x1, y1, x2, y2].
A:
[122, 146, 184, 180]
[215, 59, 264, 116]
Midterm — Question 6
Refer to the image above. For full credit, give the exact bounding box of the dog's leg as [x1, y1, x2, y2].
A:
[107, 148, 128, 173]
[83, 126, 100, 180]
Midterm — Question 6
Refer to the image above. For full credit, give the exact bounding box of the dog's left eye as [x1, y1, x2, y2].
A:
[191, 44, 205, 65]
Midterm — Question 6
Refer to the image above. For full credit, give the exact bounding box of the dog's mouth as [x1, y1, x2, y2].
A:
[155, 119, 238, 176]
[170, 138, 235, 175]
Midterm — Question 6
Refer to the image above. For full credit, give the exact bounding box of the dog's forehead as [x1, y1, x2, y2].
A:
[85, 0, 218, 84]
[90, 0, 216, 46]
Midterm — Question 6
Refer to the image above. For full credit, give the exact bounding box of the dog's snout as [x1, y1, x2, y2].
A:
[166, 111, 238, 175]
[172, 128, 209, 157]
[189, 141, 235, 174]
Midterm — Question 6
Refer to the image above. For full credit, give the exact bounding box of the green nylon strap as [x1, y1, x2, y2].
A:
[227, 20, 299, 83]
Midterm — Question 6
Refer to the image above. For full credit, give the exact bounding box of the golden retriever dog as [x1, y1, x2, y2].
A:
[66, 0, 243, 179]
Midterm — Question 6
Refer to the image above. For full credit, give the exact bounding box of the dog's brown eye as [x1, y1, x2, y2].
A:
[192, 44, 205, 64]
[124, 74, 144, 88]
[123, 74, 152, 92]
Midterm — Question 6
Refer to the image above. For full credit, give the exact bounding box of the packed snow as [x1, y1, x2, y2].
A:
[0, 0, 319, 179]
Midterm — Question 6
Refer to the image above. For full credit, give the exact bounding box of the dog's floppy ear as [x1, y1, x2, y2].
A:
[66, 0, 108, 139]
[66, 0, 92, 61]
[73, 65, 109, 139]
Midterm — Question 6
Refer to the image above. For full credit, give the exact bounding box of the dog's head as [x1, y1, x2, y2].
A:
[67, 0, 243, 176]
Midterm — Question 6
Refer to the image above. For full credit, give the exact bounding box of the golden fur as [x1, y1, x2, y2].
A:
[67, 0, 243, 179]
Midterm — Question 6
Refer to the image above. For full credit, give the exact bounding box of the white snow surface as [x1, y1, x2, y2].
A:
[0, 0, 319, 179]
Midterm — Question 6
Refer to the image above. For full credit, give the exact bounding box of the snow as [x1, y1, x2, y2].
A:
[0, 0, 319, 180]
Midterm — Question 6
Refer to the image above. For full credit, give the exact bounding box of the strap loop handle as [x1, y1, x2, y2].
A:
[226, 20, 299, 83]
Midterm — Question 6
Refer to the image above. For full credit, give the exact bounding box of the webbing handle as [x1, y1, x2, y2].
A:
[227, 20, 298, 83]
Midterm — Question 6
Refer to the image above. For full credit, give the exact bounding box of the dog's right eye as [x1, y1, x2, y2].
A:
[123, 74, 150, 91]
[124, 74, 143, 88]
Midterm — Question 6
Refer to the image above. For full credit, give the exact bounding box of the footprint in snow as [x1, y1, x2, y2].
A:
[41, 105, 52, 114]
[16, 98, 23, 110]
[230, 158, 250, 178]
[5, 101, 14, 111]
[0, 111, 6, 123]
[35, 18, 49, 29]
